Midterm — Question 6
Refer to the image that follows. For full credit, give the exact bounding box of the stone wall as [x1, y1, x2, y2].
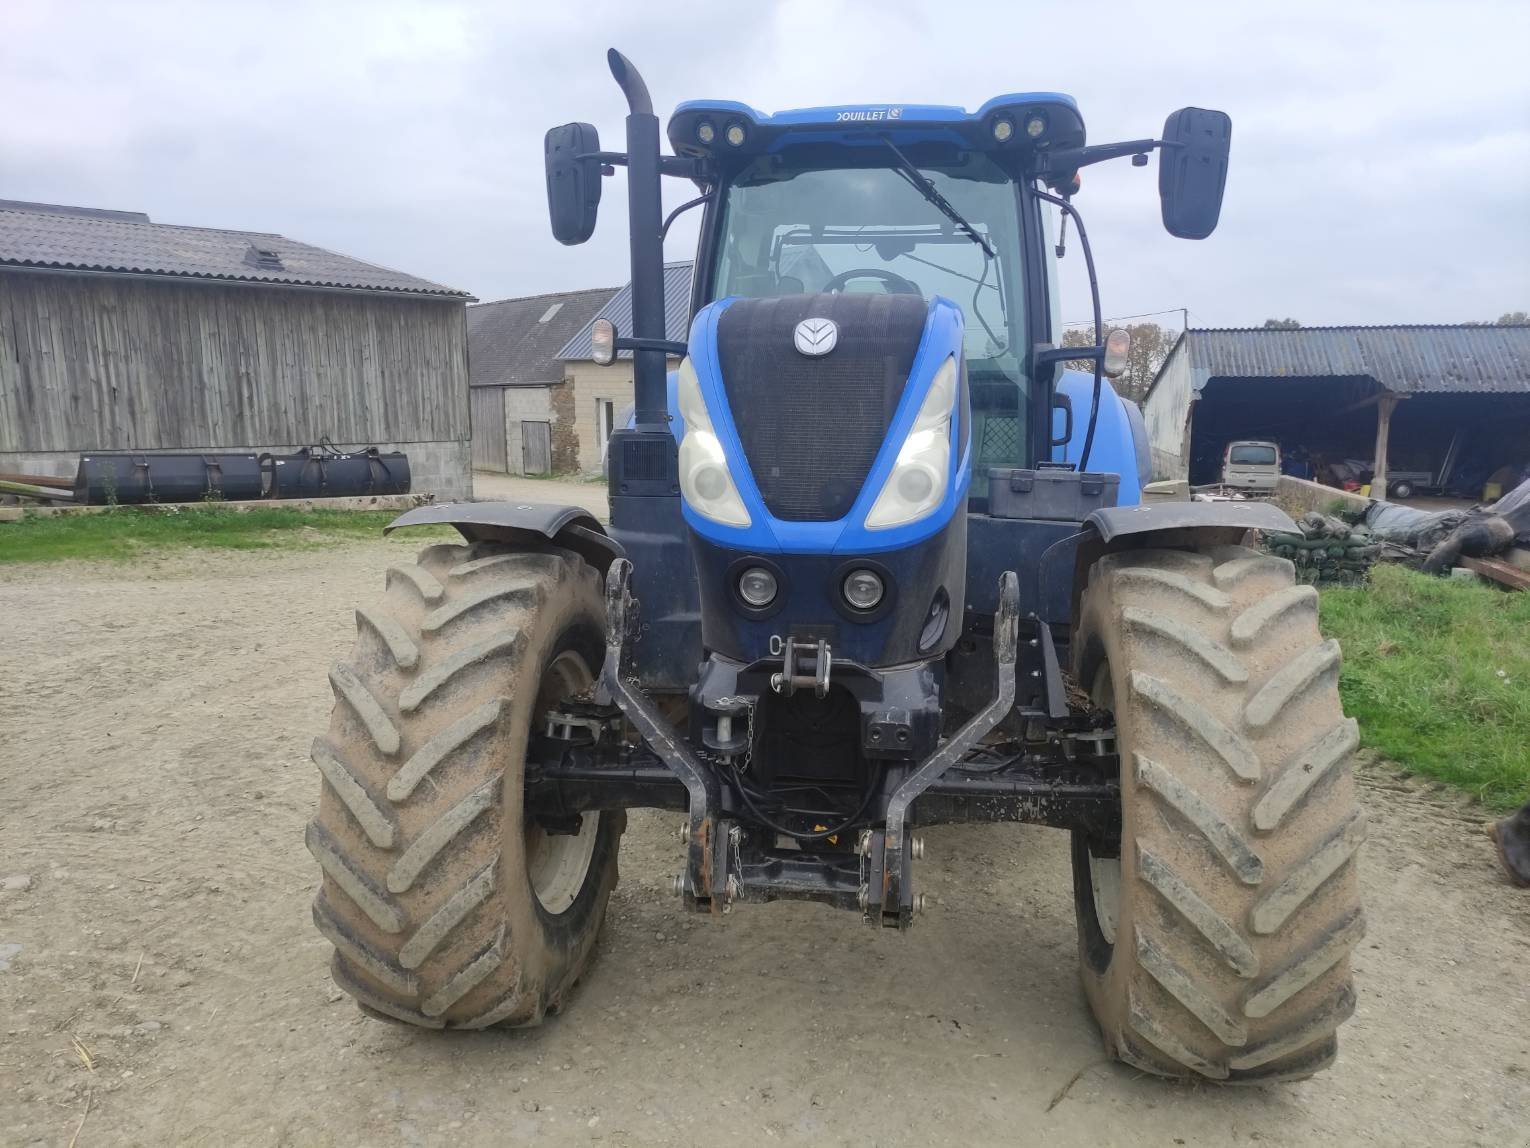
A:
[549, 382, 578, 474]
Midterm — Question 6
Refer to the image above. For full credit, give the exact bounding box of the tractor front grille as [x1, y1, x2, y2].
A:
[716, 293, 927, 522]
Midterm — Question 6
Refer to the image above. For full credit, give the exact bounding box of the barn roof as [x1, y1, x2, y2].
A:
[0, 200, 470, 299]
[467, 285, 617, 388]
[1169, 325, 1530, 397]
[558, 262, 694, 361]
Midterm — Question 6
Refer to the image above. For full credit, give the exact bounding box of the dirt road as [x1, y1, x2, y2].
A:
[2, 541, 1527, 1147]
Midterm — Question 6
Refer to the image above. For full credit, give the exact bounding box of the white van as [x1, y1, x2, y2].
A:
[1221, 440, 1280, 492]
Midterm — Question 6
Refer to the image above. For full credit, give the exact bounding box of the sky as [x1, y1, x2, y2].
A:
[3, 0, 1528, 330]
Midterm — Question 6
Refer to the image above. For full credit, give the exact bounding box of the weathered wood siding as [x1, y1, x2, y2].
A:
[469, 386, 509, 472]
[0, 271, 469, 453]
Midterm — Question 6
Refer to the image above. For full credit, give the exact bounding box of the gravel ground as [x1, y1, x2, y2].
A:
[1, 540, 1527, 1147]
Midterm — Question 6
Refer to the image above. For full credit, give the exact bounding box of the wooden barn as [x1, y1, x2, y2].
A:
[0, 199, 474, 499]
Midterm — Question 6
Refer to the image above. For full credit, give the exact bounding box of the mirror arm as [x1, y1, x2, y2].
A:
[1035, 345, 1102, 368]
[1037, 137, 1169, 174]
[1032, 187, 1105, 471]
[577, 152, 712, 181]
[661, 190, 713, 241]
[1035, 137, 1180, 191]
[614, 336, 688, 357]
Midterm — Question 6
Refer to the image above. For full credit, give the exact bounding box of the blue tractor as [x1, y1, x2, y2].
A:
[306, 51, 1365, 1082]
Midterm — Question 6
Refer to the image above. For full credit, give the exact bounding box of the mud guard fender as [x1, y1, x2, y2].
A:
[1069, 500, 1299, 623]
[1084, 501, 1296, 542]
[386, 501, 625, 573]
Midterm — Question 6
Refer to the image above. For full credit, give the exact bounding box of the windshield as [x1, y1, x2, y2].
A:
[711, 152, 1030, 485]
[1229, 443, 1277, 465]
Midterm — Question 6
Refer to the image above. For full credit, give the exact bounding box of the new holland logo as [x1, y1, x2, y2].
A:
[793, 317, 838, 356]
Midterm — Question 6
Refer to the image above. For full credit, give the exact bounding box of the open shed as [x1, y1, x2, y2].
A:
[1142, 325, 1530, 497]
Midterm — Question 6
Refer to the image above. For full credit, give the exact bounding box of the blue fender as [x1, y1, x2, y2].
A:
[1052, 369, 1150, 506]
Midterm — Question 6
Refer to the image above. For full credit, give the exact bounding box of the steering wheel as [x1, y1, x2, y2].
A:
[821, 268, 922, 295]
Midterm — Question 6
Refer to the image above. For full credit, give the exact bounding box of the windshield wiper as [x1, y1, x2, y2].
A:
[879, 135, 995, 258]
[878, 134, 1007, 353]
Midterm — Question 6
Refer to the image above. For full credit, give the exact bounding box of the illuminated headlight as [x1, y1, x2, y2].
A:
[842, 569, 884, 611]
[864, 356, 958, 530]
[676, 357, 751, 527]
[725, 122, 746, 147]
[697, 120, 716, 144]
[992, 117, 1014, 143]
[738, 566, 777, 607]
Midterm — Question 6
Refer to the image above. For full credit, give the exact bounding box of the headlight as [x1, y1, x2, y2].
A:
[864, 356, 958, 530]
[676, 357, 751, 527]
[738, 566, 778, 607]
[842, 569, 884, 610]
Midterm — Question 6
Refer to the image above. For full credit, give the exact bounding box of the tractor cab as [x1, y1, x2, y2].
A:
[674, 94, 1086, 503]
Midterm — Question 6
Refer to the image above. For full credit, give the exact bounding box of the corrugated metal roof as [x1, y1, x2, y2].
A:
[557, 262, 693, 360]
[1186, 325, 1530, 395]
[0, 200, 470, 298]
[467, 285, 618, 387]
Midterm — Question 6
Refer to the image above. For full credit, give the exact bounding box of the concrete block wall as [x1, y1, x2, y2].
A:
[500, 387, 557, 476]
[1273, 475, 1371, 517]
[1, 439, 472, 503]
[566, 360, 636, 474]
[565, 358, 680, 473]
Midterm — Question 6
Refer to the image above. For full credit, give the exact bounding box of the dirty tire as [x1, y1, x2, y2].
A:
[1070, 545, 1364, 1081]
[307, 541, 624, 1029]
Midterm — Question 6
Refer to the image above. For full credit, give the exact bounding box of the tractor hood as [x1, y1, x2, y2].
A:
[674, 292, 971, 556]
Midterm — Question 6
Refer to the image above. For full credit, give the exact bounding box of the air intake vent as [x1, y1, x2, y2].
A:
[716, 293, 927, 521]
[622, 437, 672, 483]
[243, 242, 284, 271]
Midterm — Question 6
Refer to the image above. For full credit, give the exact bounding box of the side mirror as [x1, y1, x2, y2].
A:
[1158, 107, 1231, 240]
[545, 122, 602, 245]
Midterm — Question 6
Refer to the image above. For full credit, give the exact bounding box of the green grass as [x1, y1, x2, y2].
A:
[1321, 564, 1530, 809]
[0, 506, 446, 564]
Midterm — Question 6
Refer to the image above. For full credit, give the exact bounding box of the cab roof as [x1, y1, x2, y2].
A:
[668, 93, 1086, 162]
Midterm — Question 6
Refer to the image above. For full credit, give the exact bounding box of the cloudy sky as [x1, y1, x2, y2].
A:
[4, 0, 1527, 329]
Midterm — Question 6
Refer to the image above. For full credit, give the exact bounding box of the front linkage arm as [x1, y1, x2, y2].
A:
[597, 559, 724, 912]
[868, 570, 1020, 929]
[598, 563, 1022, 927]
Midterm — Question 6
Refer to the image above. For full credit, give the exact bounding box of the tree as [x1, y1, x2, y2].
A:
[1494, 311, 1527, 326]
[1261, 317, 1302, 329]
[1059, 321, 1176, 403]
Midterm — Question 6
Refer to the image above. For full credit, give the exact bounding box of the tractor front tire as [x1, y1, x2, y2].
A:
[306, 541, 624, 1029]
[1071, 545, 1364, 1081]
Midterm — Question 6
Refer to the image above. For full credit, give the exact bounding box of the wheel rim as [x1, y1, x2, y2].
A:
[1087, 660, 1123, 950]
[526, 649, 601, 915]
[1088, 849, 1122, 946]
